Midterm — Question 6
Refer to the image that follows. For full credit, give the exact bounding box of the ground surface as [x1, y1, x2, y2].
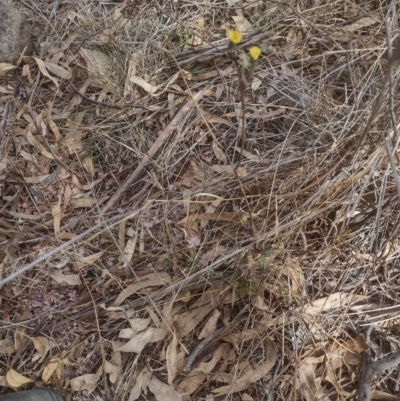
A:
[1, 0, 400, 400]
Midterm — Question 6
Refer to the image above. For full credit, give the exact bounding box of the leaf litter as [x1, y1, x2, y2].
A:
[1, 0, 400, 400]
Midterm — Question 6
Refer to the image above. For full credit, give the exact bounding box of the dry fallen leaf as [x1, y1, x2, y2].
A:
[212, 142, 227, 163]
[288, 259, 305, 297]
[113, 328, 167, 353]
[129, 76, 159, 95]
[52, 196, 61, 239]
[82, 155, 95, 176]
[128, 367, 152, 401]
[26, 128, 54, 159]
[42, 356, 62, 383]
[50, 272, 82, 286]
[198, 309, 220, 339]
[302, 292, 369, 315]
[298, 359, 330, 401]
[74, 251, 104, 270]
[129, 317, 151, 332]
[114, 272, 171, 306]
[148, 375, 183, 401]
[201, 245, 226, 263]
[0, 339, 16, 355]
[79, 48, 118, 91]
[166, 334, 178, 385]
[232, 15, 253, 33]
[31, 336, 50, 363]
[6, 369, 33, 388]
[371, 390, 400, 401]
[70, 371, 101, 394]
[24, 56, 59, 86]
[0, 63, 17, 76]
[48, 119, 61, 141]
[177, 372, 206, 396]
[124, 53, 138, 96]
[211, 165, 247, 177]
[174, 291, 216, 338]
[123, 237, 138, 266]
[213, 340, 277, 396]
[45, 62, 71, 79]
[104, 352, 122, 384]
[178, 344, 230, 395]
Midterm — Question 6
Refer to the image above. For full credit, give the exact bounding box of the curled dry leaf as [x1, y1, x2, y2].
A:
[193, 343, 231, 374]
[129, 76, 159, 95]
[26, 128, 54, 159]
[128, 367, 152, 401]
[211, 165, 247, 177]
[52, 197, 61, 239]
[371, 390, 400, 401]
[74, 251, 104, 270]
[148, 376, 183, 401]
[113, 328, 167, 353]
[70, 371, 101, 394]
[79, 48, 118, 91]
[213, 340, 277, 396]
[42, 356, 62, 383]
[198, 309, 220, 339]
[0, 376, 6, 387]
[178, 343, 230, 396]
[166, 334, 178, 385]
[44, 62, 71, 79]
[129, 317, 151, 331]
[0, 63, 17, 76]
[23, 56, 59, 86]
[302, 292, 369, 315]
[123, 237, 137, 266]
[298, 360, 330, 401]
[232, 15, 254, 33]
[82, 155, 94, 176]
[0, 339, 16, 355]
[6, 369, 33, 388]
[174, 291, 216, 338]
[48, 120, 60, 141]
[288, 259, 305, 297]
[31, 336, 50, 363]
[212, 142, 227, 163]
[119, 317, 151, 338]
[177, 372, 206, 396]
[119, 328, 137, 339]
[50, 272, 82, 286]
[104, 352, 122, 384]
[113, 272, 171, 306]
[201, 245, 226, 263]
[200, 199, 222, 228]
[124, 52, 138, 96]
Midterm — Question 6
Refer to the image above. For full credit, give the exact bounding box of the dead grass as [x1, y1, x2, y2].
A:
[1, 0, 400, 400]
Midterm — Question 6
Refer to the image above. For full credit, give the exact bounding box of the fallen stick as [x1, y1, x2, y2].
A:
[100, 89, 204, 215]
[358, 326, 400, 401]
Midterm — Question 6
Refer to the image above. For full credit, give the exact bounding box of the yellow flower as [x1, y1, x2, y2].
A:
[228, 29, 242, 45]
[249, 46, 261, 61]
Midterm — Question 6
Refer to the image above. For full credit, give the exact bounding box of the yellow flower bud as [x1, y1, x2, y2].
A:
[249, 46, 261, 61]
[228, 29, 242, 45]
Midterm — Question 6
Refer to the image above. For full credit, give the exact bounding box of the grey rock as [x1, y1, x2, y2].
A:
[0, 0, 30, 63]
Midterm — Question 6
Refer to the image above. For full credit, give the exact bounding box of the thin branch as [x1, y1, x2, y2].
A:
[100, 89, 205, 215]
[0, 208, 145, 288]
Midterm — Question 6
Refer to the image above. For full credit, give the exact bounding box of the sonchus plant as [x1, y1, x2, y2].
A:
[227, 29, 262, 89]
[227, 30, 262, 171]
